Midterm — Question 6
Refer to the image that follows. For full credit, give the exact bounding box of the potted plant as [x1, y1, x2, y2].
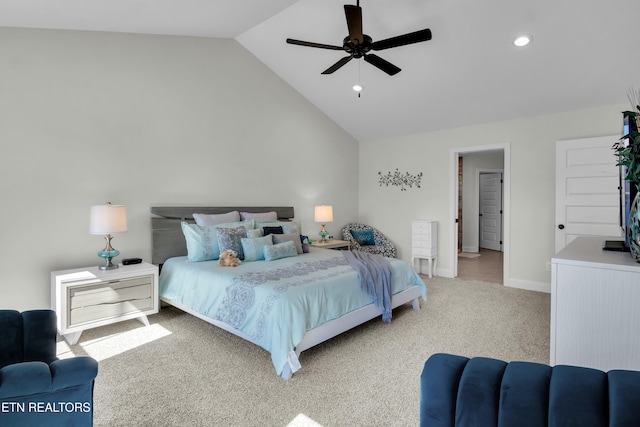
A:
[613, 92, 640, 260]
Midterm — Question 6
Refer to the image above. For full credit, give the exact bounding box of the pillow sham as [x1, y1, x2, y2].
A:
[240, 211, 278, 221]
[193, 211, 240, 226]
[241, 235, 273, 262]
[216, 226, 247, 260]
[350, 229, 376, 246]
[272, 233, 304, 254]
[263, 240, 298, 261]
[181, 221, 221, 262]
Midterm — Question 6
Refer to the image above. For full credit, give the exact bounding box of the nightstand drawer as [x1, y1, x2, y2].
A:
[412, 248, 435, 257]
[68, 275, 154, 327]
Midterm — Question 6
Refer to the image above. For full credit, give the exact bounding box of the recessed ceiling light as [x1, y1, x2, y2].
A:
[514, 35, 532, 47]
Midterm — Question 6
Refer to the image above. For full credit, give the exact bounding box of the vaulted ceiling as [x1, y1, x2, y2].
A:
[2, 0, 639, 141]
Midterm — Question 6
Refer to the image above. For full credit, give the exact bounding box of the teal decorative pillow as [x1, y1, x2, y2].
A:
[350, 229, 375, 246]
[216, 226, 247, 260]
[246, 228, 263, 238]
[263, 240, 298, 261]
[181, 221, 221, 262]
[241, 235, 273, 262]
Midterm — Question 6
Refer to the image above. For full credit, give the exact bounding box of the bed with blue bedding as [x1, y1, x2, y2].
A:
[152, 206, 426, 379]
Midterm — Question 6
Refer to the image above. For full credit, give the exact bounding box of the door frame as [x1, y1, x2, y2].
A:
[449, 143, 510, 285]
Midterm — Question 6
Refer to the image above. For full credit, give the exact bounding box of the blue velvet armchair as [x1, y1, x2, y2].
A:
[0, 309, 98, 427]
[420, 353, 640, 427]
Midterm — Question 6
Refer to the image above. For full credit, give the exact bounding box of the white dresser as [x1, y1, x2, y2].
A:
[551, 237, 640, 371]
[412, 220, 437, 278]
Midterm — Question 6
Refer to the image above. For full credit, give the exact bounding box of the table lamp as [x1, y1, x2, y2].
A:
[314, 205, 333, 243]
[90, 202, 127, 270]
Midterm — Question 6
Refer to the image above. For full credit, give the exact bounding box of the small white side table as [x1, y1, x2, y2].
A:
[51, 262, 159, 345]
[412, 220, 438, 278]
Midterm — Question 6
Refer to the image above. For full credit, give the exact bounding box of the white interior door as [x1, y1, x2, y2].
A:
[479, 172, 502, 251]
[555, 135, 622, 253]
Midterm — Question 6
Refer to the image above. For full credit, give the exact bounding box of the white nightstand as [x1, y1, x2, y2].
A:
[310, 239, 350, 250]
[51, 262, 159, 345]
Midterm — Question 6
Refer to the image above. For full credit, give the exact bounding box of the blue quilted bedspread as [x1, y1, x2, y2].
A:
[159, 247, 426, 376]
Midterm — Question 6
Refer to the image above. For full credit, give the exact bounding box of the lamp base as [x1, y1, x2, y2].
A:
[99, 258, 119, 270]
[319, 224, 329, 243]
[97, 235, 120, 270]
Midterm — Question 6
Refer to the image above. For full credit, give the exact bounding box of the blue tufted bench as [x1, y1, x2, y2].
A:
[420, 353, 640, 427]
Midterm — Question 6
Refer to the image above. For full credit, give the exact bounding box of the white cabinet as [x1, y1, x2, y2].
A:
[51, 262, 159, 345]
[551, 237, 640, 371]
[412, 220, 437, 278]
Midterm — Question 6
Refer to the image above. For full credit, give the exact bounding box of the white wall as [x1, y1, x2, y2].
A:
[0, 28, 359, 310]
[359, 104, 626, 291]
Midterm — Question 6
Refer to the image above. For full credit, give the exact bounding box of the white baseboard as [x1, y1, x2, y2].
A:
[505, 278, 551, 294]
[461, 246, 478, 253]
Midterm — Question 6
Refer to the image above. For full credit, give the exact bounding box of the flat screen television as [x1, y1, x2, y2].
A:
[619, 114, 638, 248]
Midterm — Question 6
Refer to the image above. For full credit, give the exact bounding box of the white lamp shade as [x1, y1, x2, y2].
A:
[314, 205, 333, 223]
[89, 204, 128, 234]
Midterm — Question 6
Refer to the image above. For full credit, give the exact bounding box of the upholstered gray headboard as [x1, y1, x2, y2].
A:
[150, 206, 295, 266]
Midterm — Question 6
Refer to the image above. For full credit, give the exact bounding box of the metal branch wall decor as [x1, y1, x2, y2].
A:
[378, 168, 423, 191]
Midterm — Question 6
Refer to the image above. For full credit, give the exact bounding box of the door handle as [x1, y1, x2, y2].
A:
[558, 224, 565, 230]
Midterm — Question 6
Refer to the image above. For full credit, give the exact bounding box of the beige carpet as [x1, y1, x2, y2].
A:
[58, 277, 550, 427]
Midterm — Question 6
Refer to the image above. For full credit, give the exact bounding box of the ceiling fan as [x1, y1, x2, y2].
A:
[286, 1, 432, 76]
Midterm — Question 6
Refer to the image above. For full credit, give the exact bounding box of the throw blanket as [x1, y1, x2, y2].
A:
[342, 250, 394, 322]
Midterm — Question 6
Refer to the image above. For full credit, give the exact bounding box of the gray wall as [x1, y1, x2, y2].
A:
[0, 28, 359, 310]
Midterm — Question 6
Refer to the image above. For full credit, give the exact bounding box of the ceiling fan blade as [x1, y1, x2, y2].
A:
[344, 5, 363, 45]
[321, 56, 354, 74]
[371, 28, 432, 51]
[363, 53, 401, 76]
[286, 38, 344, 50]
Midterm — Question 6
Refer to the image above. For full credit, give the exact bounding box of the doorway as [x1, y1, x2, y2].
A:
[450, 144, 510, 285]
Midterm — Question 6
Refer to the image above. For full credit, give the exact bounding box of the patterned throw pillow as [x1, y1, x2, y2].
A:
[241, 235, 273, 262]
[272, 233, 304, 254]
[263, 240, 298, 261]
[350, 229, 376, 246]
[216, 226, 247, 260]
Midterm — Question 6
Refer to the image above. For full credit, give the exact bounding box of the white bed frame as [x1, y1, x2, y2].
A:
[151, 206, 422, 379]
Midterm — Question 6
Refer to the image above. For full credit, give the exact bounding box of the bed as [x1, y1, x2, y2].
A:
[151, 206, 426, 379]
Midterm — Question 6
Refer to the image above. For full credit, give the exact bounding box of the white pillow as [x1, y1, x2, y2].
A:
[240, 211, 278, 221]
[193, 211, 240, 226]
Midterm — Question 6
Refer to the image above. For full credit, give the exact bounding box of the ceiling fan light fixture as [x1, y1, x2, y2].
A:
[514, 35, 532, 47]
[352, 83, 363, 92]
